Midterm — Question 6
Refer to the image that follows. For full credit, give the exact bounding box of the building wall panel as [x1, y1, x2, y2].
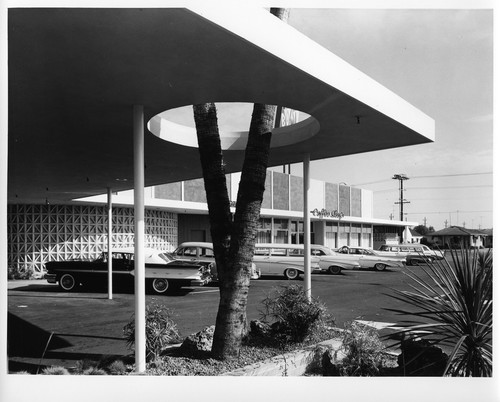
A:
[351, 187, 362, 217]
[184, 178, 207, 203]
[155, 182, 182, 201]
[290, 175, 303, 211]
[325, 183, 339, 211]
[273, 172, 289, 210]
[339, 185, 350, 216]
[7, 204, 177, 275]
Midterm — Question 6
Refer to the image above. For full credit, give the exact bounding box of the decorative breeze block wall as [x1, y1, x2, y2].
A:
[8, 204, 178, 275]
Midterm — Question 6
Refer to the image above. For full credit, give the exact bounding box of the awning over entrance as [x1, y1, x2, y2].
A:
[8, 6, 434, 205]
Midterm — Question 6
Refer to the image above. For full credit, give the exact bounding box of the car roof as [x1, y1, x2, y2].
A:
[177, 242, 213, 248]
[255, 243, 327, 249]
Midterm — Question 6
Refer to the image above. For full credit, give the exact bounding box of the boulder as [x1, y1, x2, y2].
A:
[398, 338, 448, 376]
[249, 320, 271, 337]
[180, 325, 215, 355]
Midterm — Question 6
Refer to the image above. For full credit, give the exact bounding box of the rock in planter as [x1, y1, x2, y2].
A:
[398, 338, 448, 376]
[180, 325, 215, 355]
[306, 344, 337, 376]
[249, 320, 271, 337]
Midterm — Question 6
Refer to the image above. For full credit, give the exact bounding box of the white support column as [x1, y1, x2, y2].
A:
[303, 153, 311, 300]
[107, 187, 113, 300]
[133, 105, 146, 373]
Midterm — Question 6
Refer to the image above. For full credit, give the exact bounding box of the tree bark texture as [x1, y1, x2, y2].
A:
[192, 103, 232, 273]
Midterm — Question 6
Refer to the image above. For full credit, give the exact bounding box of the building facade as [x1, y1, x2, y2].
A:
[8, 170, 413, 276]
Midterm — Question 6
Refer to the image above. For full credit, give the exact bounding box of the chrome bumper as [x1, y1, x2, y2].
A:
[44, 273, 57, 284]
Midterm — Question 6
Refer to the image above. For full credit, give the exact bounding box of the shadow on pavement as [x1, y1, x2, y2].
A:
[8, 313, 72, 357]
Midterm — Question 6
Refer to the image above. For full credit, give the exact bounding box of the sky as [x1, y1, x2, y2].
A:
[285, 7, 494, 230]
[165, 4, 494, 231]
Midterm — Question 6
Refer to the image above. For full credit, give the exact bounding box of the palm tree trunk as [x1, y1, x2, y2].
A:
[193, 8, 289, 360]
[211, 104, 275, 359]
[192, 103, 232, 273]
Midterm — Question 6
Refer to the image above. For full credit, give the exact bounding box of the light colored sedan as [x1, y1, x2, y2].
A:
[335, 246, 406, 271]
[172, 242, 261, 280]
[310, 245, 361, 275]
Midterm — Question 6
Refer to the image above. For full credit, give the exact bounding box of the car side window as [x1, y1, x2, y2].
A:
[254, 248, 269, 256]
[177, 247, 197, 257]
[201, 248, 214, 258]
[290, 248, 304, 257]
[271, 248, 286, 256]
[311, 249, 326, 256]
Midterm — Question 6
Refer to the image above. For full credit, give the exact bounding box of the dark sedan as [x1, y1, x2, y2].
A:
[44, 248, 213, 294]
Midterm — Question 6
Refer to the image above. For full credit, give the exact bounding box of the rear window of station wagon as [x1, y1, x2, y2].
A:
[254, 245, 305, 257]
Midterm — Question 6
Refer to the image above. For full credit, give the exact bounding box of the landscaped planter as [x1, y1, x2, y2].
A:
[222, 338, 344, 376]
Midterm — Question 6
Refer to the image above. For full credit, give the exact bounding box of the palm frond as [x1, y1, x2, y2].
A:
[385, 247, 492, 377]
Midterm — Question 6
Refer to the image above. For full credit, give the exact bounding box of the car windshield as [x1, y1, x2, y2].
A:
[159, 252, 174, 263]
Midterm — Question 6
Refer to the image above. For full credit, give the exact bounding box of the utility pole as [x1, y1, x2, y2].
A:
[444, 219, 448, 228]
[423, 216, 427, 227]
[393, 174, 410, 241]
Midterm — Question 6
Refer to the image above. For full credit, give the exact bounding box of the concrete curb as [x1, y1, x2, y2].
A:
[222, 338, 344, 376]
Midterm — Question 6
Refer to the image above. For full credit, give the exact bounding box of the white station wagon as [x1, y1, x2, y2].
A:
[252, 243, 323, 280]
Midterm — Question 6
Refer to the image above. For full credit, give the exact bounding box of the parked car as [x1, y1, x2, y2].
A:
[335, 246, 406, 271]
[172, 242, 261, 281]
[377, 243, 444, 266]
[252, 243, 322, 279]
[310, 245, 361, 274]
[44, 248, 213, 294]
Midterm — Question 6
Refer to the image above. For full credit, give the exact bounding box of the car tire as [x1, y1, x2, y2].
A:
[410, 259, 419, 266]
[374, 263, 386, 272]
[59, 273, 78, 291]
[152, 278, 169, 294]
[284, 268, 300, 280]
[328, 265, 342, 275]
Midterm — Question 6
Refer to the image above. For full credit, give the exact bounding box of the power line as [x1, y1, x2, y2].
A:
[411, 172, 492, 179]
[353, 171, 492, 186]
[374, 184, 492, 193]
[405, 210, 492, 215]
[407, 185, 492, 190]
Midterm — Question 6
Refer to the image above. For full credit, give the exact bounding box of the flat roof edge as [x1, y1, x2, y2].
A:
[190, 5, 435, 141]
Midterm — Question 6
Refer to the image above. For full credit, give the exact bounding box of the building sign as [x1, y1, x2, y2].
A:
[310, 208, 344, 219]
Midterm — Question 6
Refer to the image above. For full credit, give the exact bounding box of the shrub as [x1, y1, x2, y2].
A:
[386, 248, 492, 376]
[82, 367, 107, 375]
[41, 366, 70, 375]
[8, 265, 34, 280]
[259, 284, 331, 344]
[106, 359, 128, 375]
[123, 302, 181, 362]
[337, 321, 384, 376]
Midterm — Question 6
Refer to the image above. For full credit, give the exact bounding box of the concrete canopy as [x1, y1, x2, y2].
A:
[8, 6, 434, 204]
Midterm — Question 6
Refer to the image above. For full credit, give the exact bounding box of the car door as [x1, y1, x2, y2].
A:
[353, 248, 372, 269]
[253, 247, 271, 275]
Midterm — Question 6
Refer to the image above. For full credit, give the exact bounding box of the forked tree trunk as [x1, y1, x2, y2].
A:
[192, 8, 288, 360]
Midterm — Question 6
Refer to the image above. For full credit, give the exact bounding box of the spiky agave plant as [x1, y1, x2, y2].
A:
[386, 248, 492, 376]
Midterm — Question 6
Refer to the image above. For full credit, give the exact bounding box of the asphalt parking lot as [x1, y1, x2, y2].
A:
[7, 266, 429, 373]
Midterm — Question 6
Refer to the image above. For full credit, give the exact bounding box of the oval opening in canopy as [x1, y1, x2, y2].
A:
[148, 103, 320, 150]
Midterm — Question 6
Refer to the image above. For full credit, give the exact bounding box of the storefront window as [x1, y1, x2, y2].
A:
[273, 218, 289, 243]
[256, 218, 272, 243]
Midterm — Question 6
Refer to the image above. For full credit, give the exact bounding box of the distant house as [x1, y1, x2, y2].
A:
[404, 227, 424, 244]
[426, 226, 493, 249]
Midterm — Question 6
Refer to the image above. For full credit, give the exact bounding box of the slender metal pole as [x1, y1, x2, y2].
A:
[303, 153, 311, 300]
[133, 105, 146, 373]
[107, 187, 113, 300]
